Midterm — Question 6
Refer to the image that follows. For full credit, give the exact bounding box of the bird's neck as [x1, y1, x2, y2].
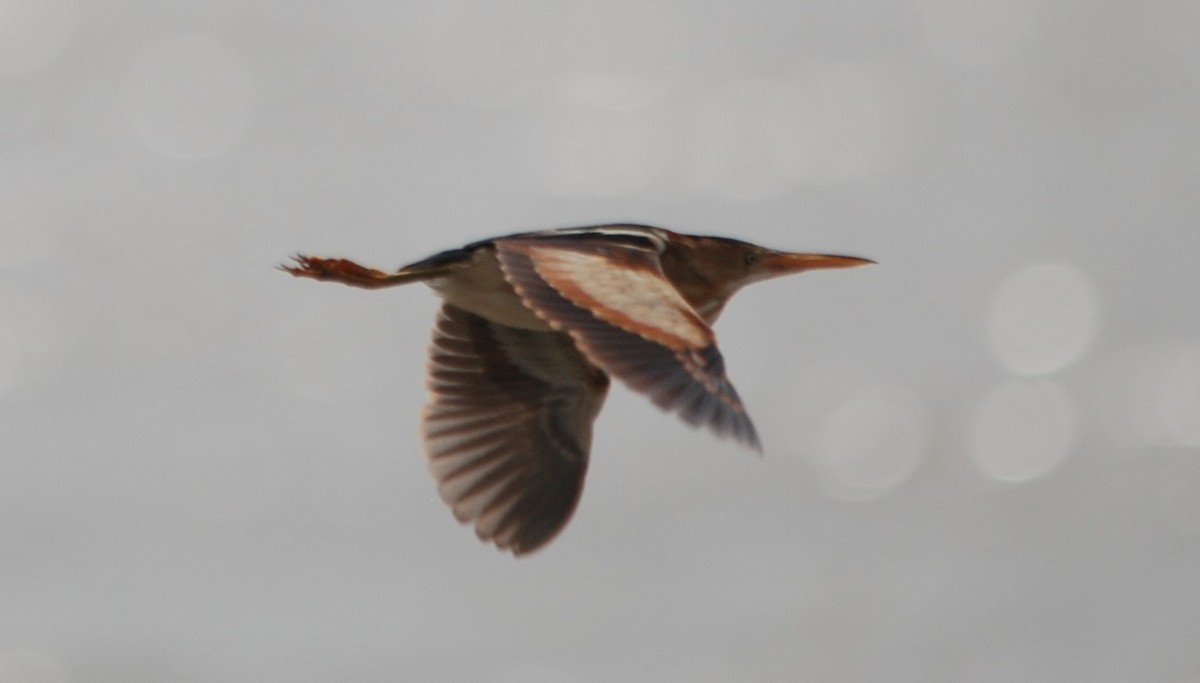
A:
[660, 255, 740, 325]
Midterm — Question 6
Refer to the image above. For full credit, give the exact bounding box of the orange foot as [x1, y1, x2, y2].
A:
[280, 255, 398, 289]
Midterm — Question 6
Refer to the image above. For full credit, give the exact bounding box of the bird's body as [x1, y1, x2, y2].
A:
[283, 224, 871, 555]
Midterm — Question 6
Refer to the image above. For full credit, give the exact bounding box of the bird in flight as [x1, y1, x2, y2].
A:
[282, 224, 872, 555]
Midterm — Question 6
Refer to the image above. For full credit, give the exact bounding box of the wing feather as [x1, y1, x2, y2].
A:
[423, 304, 609, 555]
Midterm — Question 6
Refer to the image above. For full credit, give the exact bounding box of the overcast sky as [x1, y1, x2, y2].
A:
[3, 1, 1199, 681]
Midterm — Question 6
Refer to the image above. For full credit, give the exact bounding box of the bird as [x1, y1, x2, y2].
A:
[281, 224, 872, 555]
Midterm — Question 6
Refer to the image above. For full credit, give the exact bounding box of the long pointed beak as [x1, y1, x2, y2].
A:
[761, 252, 876, 274]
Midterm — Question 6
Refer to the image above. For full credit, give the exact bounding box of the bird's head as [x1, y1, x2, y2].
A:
[662, 234, 874, 321]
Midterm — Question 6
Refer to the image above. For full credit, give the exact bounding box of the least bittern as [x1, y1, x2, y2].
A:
[282, 224, 872, 555]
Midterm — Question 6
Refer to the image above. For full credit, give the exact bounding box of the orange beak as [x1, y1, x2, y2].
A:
[760, 252, 876, 274]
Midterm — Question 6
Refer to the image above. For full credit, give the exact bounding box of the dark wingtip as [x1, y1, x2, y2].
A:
[731, 414, 763, 454]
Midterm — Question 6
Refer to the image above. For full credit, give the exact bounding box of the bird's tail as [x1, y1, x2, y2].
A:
[280, 253, 461, 289]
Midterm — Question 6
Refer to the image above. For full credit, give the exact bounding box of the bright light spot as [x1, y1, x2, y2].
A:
[970, 379, 1076, 482]
[422, 0, 555, 107]
[0, 650, 68, 683]
[1154, 346, 1200, 447]
[778, 356, 879, 457]
[558, 1, 689, 110]
[1125, 343, 1200, 448]
[987, 262, 1099, 375]
[531, 103, 673, 196]
[812, 385, 928, 501]
[0, 0, 78, 74]
[689, 65, 917, 199]
[123, 33, 257, 160]
[915, 0, 1044, 69]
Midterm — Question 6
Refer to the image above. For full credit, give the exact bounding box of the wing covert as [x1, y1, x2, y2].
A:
[495, 241, 760, 449]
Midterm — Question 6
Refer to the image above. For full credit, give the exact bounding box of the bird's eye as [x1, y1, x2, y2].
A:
[743, 251, 760, 267]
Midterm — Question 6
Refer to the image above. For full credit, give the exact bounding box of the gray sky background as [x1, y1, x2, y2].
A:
[3, 1, 1200, 681]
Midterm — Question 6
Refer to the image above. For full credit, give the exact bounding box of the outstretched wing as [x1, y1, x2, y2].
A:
[423, 304, 610, 556]
[495, 238, 761, 450]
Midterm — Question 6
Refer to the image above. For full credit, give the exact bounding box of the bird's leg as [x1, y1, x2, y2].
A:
[280, 255, 425, 289]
